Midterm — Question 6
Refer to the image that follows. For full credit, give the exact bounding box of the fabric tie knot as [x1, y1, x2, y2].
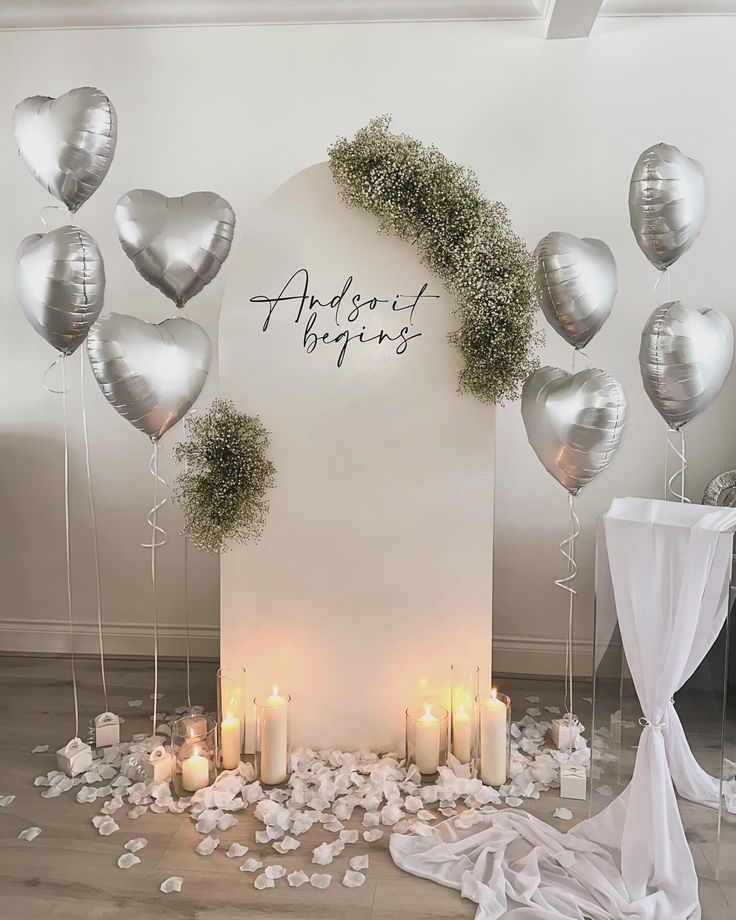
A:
[639, 716, 666, 731]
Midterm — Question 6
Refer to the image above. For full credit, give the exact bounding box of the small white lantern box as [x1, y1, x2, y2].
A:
[92, 711, 120, 748]
[140, 745, 174, 784]
[56, 737, 94, 777]
[551, 716, 583, 750]
[560, 763, 587, 801]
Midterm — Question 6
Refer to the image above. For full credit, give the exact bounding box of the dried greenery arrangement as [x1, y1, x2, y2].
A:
[173, 399, 276, 554]
[328, 116, 541, 403]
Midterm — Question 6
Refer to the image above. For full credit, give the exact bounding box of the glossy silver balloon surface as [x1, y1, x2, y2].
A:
[87, 313, 211, 441]
[15, 225, 105, 355]
[639, 301, 733, 431]
[629, 143, 707, 270]
[13, 87, 116, 213]
[534, 232, 617, 349]
[114, 189, 236, 307]
[521, 366, 627, 495]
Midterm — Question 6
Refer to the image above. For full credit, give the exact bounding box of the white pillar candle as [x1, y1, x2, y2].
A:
[220, 714, 241, 770]
[480, 690, 507, 786]
[414, 704, 441, 775]
[182, 747, 210, 792]
[452, 704, 472, 764]
[259, 686, 289, 785]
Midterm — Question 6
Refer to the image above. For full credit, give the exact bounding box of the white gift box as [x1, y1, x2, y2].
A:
[551, 717, 583, 751]
[141, 744, 174, 784]
[56, 737, 94, 777]
[560, 763, 587, 801]
[93, 711, 120, 748]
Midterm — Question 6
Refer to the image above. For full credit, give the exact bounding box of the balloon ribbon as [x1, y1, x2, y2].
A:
[80, 350, 108, 712]
[555, 492, 580, 741]
[44, 355, 79, 739]
[666, 427, 690, 504]
[142, 441, 168, 730]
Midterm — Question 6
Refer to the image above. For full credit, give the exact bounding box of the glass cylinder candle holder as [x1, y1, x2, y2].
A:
[450, 661, 479, 766]
[172, 714, 217, 795]
[217, 667, 246, 770]
[477, 690, 511, 787]
[254, 687, 291, 786]
[406, 703, 449, 778]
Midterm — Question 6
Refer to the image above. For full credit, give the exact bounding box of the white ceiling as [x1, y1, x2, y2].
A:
[0, 0, 733, 30]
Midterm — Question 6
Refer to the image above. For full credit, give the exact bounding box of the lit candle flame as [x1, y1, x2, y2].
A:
[420, 703, 437, 722]
[491, 688, 497, 701]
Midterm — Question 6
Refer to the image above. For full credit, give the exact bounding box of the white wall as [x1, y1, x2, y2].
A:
[1, 17, 735, 676]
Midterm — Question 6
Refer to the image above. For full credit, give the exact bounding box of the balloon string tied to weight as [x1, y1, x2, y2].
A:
[666, 427, 690, 504]
[141, 441, 168, 730]
[80, 350, 108, 712]
[555, 493, 580, 728]
[182, 410, 196, 710]
[44, 355, 80, 739]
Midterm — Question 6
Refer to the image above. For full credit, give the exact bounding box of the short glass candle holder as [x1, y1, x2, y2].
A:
[172, 714, 217, 795]
[254, 687, 291, 786]
[406, 703, 449, 778]
[450, 661, 479, 765]
[477, 690, 511, 787]
[217, 667, 246, 770]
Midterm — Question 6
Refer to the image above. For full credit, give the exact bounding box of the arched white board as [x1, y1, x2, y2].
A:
[219, 163, 493, 751]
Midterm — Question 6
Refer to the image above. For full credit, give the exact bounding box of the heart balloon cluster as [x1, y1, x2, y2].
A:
[12, 85, 229, 444]
[13, 87, 116, 358]
[628, 144, 732, 431]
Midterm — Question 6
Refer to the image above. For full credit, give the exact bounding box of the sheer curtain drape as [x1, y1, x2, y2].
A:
[391, 498, 736, 919]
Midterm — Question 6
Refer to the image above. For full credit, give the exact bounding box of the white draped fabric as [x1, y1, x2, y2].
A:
[391, 498, 736, 920]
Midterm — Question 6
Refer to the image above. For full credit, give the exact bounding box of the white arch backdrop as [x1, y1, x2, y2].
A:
[219, 162, 494, 750]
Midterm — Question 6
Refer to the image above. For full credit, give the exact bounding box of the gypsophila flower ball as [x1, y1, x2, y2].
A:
[173, 399, 276, 553]
[328, 116, 541, 403]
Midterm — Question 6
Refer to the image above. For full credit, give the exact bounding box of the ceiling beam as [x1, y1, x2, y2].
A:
[544, 0, 605, 38]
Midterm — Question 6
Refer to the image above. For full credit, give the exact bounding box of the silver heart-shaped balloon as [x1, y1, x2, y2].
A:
[115, 189, 236, 308]
[87, 313, 211, 441]
[15, 225, 105, 355]
[13, 86, 117, 213]
[639, 301, 733, 431]
[521, 366, 627, 495]
[629, 143, 707, 270]
[534, 232, 617, 349]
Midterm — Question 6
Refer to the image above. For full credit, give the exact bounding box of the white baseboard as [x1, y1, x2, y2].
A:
[0, 617, 592, 676]
[493, 634, 594, 678]
[0, 617, 220, 658]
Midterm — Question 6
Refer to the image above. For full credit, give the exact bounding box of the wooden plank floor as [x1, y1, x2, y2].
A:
[0, 655, 733, 919]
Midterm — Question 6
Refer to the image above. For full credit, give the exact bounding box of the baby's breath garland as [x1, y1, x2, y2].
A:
[173, 399, 276, 554]
[329, 116, 541, 403]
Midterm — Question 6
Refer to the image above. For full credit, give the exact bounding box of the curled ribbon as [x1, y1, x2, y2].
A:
[639, 716, 667, 732]
[666, 427, 690, 504]
[141, 440, 168, 731]
[44, 355, 79, 740]
[555, 492, 580, 731]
